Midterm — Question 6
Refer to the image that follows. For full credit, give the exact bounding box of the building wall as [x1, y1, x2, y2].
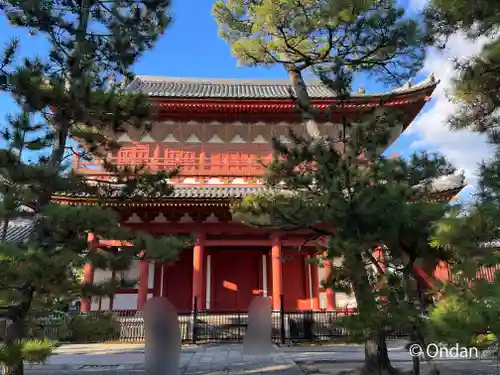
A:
[162, 251, 193, 312]
[93, 294, 154, 311]
[78, 120, 406, 182]
[281, 251, 308, 310]
[318, 257, 358, 309]
[90, 253, 359, 312]
[91, 261, 155, 311]
[95, 121, 346, 181]
[211, 250, 261, 311]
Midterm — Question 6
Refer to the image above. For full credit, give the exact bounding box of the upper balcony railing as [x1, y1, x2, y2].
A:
[72, 154, 275, 177]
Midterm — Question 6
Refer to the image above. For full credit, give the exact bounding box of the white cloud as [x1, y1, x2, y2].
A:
[407, 0, 427, 11]
[407, 32, 493, 192]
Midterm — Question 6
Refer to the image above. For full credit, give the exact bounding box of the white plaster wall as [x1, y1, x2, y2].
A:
[148, 263, 154, 288]
[90, 293, 154, 311]
[89, 261, 155, 311]
[319, 292, 327, 309]
[91, 295, 132, 311]
[113, 294, 137, 310]
[318, 265, 326, 284]
[100, 297, 110, 310]
[318, 257, 342, 283]
[319, 291, 357, 309]
[318, 257, 358, 309]
[335, 292, 357, 309]
[124, 260, 139, 280]
[117, 260, 154, 288]
[94, 269, 112, 283]
[91, 298, 100, 311]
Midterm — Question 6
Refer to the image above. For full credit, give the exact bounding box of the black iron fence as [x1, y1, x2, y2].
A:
[2, 296, 407, 344]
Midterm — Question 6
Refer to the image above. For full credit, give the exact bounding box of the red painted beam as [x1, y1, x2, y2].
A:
[126, 222, 318, 235]
[204, 239, 319, 247]
[414, 265, 435, 288]
[115, 288, 153, 294]
[98, 238, 319, 247]
[99, 240, 133, 247]
[127, 222, 267, 234]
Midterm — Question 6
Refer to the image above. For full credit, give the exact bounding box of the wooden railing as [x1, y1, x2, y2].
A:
[72, 155, 274, 176]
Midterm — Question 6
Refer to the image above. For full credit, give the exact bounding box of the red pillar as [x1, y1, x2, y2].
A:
[137, 258, 149, 311]
[433, 261, 450, 283]
[373, 247, 386, 273]
[310, 258, 320, 310]
[373, 247, 388, 303]
[81, 233, 97, 313]
[324, 260, 336, 310]
[271, 236, 282, 311]
[192, 233, 205, 310]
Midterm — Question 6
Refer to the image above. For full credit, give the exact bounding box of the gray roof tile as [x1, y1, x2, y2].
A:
[53, 172, 465, 201]
[124, 75, 438, 100]
[54, 186, 262, 200]
[0, 220, 33, 243]
[170, 186, 261, 198]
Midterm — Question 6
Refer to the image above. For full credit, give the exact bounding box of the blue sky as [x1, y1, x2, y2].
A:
[0, 0, 484, 200]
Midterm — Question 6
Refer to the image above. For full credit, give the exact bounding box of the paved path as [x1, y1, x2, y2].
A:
[25, 344, 304, 375]
[22, 343, 500, 375]
[298, 359, 500, 375]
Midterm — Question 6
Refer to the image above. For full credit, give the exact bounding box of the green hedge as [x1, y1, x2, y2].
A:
[30, 313, 120, 343]
[67, 314, 120, 342]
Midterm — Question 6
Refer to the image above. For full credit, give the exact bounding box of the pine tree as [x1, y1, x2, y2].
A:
[423, 0, 500, 351]
[0, 2, 188, 375]
[213, 0, 426, 136]
[231, 70, 456, 375]
[425, 0, 500, 131]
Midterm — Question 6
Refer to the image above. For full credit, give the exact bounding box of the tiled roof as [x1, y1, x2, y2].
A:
[54, 186, 263, 200]
[170, 186, 261, 198]
[53, 171, 465, 201]
[415, 170, 466, 194]
[123, 75, 438, 100]
[0, 220, 34, 243]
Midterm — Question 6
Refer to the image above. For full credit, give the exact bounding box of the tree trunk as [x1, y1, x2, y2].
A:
[364, 330, 399, 375]
[1, 218, 10, 242]
[286, 66, 321, 137]
[412, 356, 420, 375]
[109, 269, 116, 311]
[2, 318, 25, 375]
[350, 266, 399, 375]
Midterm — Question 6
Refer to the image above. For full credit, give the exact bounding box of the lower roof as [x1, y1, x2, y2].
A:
[7, 172, 465, 244]
[52, 172, 466, 205]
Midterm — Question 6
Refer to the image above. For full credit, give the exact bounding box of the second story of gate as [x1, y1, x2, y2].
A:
[72, 75, 438, 183]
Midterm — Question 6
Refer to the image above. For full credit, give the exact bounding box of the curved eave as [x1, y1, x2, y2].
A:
[129, 74, 439, 102]
[51, 196, 233, 207]
[150, 82, 437, 126]
[51, 189, 462, 208]
[152, 84, 437, 113]
[151, 80, 438, 105]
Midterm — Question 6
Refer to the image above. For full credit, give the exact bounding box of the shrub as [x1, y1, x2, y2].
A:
[67, 313, 120, 342]
[473, 333, 497, 349]
[427, 295, 486, 347]
[27, 314, 72, 342]
[0, 338, 57, 365]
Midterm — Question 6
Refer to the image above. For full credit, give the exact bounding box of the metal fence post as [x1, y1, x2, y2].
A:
[279, 294, 285, 344]
[304, 310, 314, 341]
[191, 296, 198, 345]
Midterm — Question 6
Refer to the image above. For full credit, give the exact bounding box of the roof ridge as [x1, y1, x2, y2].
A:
[125, 74, 438, 99]
[133, 76, 323, 86]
